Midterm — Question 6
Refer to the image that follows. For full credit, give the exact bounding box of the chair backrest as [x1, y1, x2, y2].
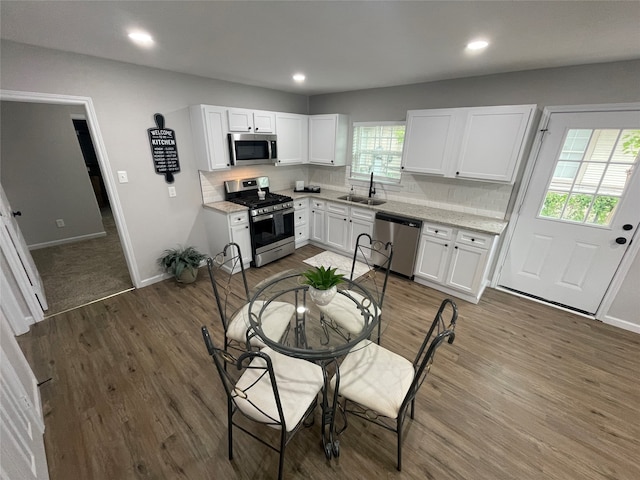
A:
[350, 233, 393, 309]
[400, 298, 458, 413]
[201, 326, 287, 429]
[207, 242, 250, 334]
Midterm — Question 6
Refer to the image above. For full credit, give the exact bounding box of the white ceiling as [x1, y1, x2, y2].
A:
[2, 1, 639, 95]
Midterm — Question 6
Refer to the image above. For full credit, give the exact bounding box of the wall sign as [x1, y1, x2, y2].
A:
[147, 113, 180, 183]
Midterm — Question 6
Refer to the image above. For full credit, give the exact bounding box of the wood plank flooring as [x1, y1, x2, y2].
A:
[17, 245, 640, 479]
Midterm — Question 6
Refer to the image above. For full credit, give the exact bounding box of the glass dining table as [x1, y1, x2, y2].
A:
[248, 268, 382, 459]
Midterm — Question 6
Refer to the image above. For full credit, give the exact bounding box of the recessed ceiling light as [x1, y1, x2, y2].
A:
[466, 40, 489, 51]
[128, 31, 154, 47]
[293, 73, 306, 83]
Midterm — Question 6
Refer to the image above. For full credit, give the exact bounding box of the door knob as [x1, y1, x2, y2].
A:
[12, 211, 22, 217]
[623, 224, 633, 231]
[615, 237, 627, 245]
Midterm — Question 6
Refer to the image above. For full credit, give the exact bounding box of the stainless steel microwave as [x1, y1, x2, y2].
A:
[228, 133, 277, 166]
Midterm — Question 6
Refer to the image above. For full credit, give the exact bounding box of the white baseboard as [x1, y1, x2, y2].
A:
[139, 272, 172, 288]
[28, 231, 106, 250]
[602, 315, 640, 334]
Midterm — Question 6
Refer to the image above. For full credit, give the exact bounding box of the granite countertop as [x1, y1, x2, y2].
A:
[204, 188, 508, 236]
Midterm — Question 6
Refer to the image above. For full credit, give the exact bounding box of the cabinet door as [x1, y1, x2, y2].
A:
[310, 201, 326, 243]
[253, 111, 276, 133]
[415, 235, 451, 283]
[446, 242, 488, 294]
[227, 109, 253, 132]
[309, 115, 337, 165]
[402, 109, 458, 175]
[326, 211, 349, 251]
[348, 207, 375, 254]
[230, 223, 252, 266]
[456, 105, 535, 182]
[190, 105, 230, 171]
[276, 113, 308, 165]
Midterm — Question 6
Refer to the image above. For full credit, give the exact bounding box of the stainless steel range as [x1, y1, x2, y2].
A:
[225, 176, 295, 267]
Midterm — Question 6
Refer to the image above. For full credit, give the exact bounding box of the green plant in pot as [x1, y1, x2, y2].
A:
[301, 265, 344, 306]
[158, 245, 206, 284]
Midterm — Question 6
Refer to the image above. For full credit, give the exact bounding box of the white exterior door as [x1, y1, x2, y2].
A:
[0, 184, 47, 324]
[499, 109, 640, 314]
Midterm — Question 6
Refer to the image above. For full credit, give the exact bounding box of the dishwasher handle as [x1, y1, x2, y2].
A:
[375, 212, 423, 229]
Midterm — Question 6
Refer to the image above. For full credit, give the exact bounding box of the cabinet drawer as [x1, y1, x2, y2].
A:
[296, 223, 309, 240]
[311, 200, 325, 210]
[229, 212, 249, 226]
[422, 222, 453, 240]
[350, 206, 375, 222]
[455, 230, 493, 249]
[327, 202, 348, 215]
[294, 199, 308, 210]
[295, 209, 308, 227]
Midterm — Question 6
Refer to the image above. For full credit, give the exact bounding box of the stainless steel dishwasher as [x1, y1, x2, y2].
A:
[374, 212, 423, 279]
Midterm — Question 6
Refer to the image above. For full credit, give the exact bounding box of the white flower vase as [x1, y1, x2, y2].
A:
[308, 285, 337, 306]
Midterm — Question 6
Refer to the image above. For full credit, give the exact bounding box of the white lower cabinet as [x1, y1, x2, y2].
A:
[204, 209, 252, 268]
[294, 198, 310, 247]
[310, 201, 376, 256]
[310, 199, 326, 244]
[348, 207, 375, 255]
[414, 222, 497, 303]
[325, 202, 350, 251]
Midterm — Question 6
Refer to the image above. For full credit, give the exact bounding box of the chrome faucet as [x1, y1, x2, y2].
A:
[368, 172, 376, 198]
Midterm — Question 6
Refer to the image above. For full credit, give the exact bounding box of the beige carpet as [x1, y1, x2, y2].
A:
[303, 250, 370, 280]
[31, 207, 133, 317]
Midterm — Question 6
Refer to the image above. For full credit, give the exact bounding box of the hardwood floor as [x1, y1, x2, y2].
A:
[17, 245, 640, 479]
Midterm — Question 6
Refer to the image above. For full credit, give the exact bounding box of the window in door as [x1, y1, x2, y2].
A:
[539, 128, 639, 226]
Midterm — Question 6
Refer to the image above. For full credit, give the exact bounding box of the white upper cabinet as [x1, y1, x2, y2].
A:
[402, 104, 536, 183]
[275, 113, 308, 165]
[456, 105, 536, 182]
[309, 114, 349, 166]
[227, 108, 276, 133]
[402, 109, 458, 175]
[190, 105, 231, 171]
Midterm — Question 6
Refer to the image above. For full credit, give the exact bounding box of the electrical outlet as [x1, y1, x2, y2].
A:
[56, 219, 65, 228]
[168, 186, 176, 197]
[117, 171, 128, 183]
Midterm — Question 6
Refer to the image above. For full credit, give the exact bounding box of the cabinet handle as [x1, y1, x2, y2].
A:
[445, 244, 448, 247]
[248, 126, 252, 131]
[435, 229, 439, 234]
[471, 238, 475, 242]
[245, 226, 249, 229]
[455, 246, 458, 249]
[456, 171, 460, 175]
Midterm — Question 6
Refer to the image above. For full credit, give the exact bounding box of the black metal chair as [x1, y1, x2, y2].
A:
[331, 298, 458, 471]
[207, 242, 294, 351]
[318, 233, 393, 344]
[201, 327, 324, 480]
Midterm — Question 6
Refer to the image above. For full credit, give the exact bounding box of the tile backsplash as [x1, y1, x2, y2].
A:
[200, 164, 513, 219]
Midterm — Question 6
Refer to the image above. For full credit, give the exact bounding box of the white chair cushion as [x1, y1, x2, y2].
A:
[317, 290, 381, 334]
[227, 300, 294, 347]
[234, 347, 324, 432]
[331, 340, 414, 419]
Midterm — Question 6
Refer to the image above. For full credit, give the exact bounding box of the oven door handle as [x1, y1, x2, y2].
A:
[252, 208, 294, 223]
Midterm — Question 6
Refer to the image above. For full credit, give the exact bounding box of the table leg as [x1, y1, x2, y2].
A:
[320, 359, 340, 459]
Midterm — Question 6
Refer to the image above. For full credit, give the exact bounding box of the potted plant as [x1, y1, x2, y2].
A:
[301, 265, 344, 305]
[158, 245, 206, 284]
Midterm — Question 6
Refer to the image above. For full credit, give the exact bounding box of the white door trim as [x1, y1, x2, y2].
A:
[0, 89, 141, 288]
[493, 102, 640, 323]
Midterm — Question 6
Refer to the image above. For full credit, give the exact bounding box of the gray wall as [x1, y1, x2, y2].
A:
[309, 60, 640, 118]
[1, 101, 104, 246]
[0, 40, 307, 285]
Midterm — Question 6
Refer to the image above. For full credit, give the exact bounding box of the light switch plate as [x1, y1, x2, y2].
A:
[168, 186, 176, 197]
[117, 171, 128, 183]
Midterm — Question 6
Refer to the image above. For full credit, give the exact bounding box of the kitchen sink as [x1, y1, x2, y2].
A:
[337, 195, 386, 206]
